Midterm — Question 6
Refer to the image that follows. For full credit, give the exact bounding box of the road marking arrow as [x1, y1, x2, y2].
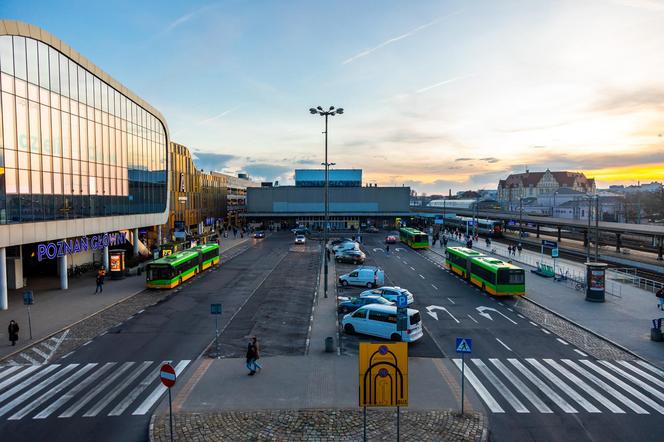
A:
[426, 305, 460, 323]
[395, 248, 405, 252]
[372, 248, 383, 252]
[475, 306, 517, 324]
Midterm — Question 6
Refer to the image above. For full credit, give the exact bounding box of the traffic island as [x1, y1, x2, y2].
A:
[150, 408, 488, 441]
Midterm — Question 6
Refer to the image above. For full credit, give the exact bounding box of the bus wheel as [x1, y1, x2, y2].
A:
[391, 333, 402, 342]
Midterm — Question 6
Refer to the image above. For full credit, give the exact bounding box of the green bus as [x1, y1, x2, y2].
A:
[445, 246, 525, 296]
[399, 227, 429, 249]
[146, 243, 220, 289]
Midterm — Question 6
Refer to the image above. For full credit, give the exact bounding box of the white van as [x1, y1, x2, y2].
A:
[341, 304, 423, 342]
[338, 267, 385, 288]
[333, 241, 359, 254]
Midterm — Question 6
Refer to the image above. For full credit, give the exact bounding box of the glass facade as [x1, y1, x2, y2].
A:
[0, 35, 167, 223]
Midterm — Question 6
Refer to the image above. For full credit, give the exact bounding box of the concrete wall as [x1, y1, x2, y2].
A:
[247, 186, 410, 214]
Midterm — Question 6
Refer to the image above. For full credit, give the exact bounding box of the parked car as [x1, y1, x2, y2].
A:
[385, 234, 398, 244]
[341, 304, 423, 342]
[338, 266, 385, 288]
[294, 234, 306, 244]
[254, 231, 265, 239]
[332, 241, 359, 253]
[335, 250, 366, 264]
[337, 295, 393, 314]
[292, 228, 310, 235]
[360, 286, 414, 305]
[365, 226, 379, 233]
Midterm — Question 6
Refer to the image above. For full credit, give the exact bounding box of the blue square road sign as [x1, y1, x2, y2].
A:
[455, 337, 472, 353]
[210, 303, 222, 315]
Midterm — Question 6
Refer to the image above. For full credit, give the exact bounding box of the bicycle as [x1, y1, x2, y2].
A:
[574, 282, 585, 292]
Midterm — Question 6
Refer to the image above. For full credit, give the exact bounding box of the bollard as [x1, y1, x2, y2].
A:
[325, 337, 334, 353]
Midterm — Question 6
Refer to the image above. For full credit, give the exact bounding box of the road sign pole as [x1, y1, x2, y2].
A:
[363, 406, 367, 441]
[215, 315, 220, 359]
[27, 305, 33, 340]
[461, 352, 465, 414]
[397, 405, 400, 441]
[168, 387, 174, 442]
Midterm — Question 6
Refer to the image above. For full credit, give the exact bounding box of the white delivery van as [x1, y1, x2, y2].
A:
[341, 304, 423, 342]
[338, 266, 384, 288]
[333, 241, 359, 254]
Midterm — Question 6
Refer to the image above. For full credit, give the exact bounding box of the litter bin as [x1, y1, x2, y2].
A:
[585, 262, 607, 303]
[325, 337, 334, 353]
[652, 319, 663, 342]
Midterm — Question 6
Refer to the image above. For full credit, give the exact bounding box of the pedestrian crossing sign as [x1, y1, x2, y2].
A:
[455, 337, 472, 353]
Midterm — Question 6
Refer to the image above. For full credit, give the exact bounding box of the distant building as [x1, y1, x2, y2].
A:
[294, 169, 362, 187]
[498, 169, 596, 207]
[608, 182, 663, 194]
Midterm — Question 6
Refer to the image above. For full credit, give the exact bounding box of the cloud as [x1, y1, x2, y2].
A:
[609, 0, 664, 12]
[198, 106, 241, 125]
[480, 157, 499, 163]
[455, 158, 473, 162]
[191, 152, 238, 171]
[591, 87, 664, 115]
[341, 11, 460, 65]
[164, 3, 221, 33]
[242, 164, 292, 181]
[415, 74, 474, 94]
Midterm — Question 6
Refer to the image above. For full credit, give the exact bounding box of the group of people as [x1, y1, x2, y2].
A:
[507, 243, 523, 257]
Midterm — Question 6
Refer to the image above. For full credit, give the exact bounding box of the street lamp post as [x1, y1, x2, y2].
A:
[595, 195, 600, 262]
[519, 197, 524, 239]
[310, 106, 344, 299]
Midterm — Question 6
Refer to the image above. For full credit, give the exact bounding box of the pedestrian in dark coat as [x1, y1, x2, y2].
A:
[95, 267, 105, 294]
[8, 320, 19, 346]
[656, 287, 664, 310]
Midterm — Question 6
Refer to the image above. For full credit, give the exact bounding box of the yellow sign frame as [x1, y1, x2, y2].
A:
[359, 342, 408, 407]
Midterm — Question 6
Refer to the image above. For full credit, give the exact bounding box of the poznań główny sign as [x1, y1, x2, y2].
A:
[37, 232, 129, 261]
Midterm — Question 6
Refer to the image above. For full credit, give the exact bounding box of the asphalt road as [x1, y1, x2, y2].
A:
[352, 233, 664, 442]
[0, 232, 315, 442]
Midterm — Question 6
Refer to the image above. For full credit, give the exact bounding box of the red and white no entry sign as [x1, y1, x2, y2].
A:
[160, 363, 176, 388]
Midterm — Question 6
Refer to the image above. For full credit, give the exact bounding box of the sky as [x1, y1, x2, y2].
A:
[3, 0, 664, 194]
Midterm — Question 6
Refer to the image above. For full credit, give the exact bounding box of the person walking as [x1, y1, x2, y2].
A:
[95, 267, 106, 294]
[386, 244, 390, 254]
[508, 245, 513, 256]
[8, 320, 19, 346]
[246, 336, 262, 375]
[657, 287, 664, 310]
[442, 236, 448, 248]
[517, 243, 523, 256]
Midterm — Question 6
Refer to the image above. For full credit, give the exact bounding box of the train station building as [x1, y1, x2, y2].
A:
[245, 169, 410, 230]
[0, 21, 169, 309]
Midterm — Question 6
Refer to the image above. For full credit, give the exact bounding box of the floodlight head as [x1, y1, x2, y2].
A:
[317, 106, 323, 111]
[336, 108, 344, 114]
[309, 108, 318, 114]
[329, 106, 335, 111]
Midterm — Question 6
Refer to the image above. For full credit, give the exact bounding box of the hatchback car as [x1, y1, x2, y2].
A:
[360, 286, 414, 305]
[335, 250, 366, 264]
[294, 234, 306, 244]
[254, 231, 265, 239]
[385, 234, 398, 244]
[337, 295, 392, 314]
[365, 226, 379, 233]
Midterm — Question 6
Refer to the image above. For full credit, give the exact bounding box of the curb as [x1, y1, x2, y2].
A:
[0, 282, 147, 364]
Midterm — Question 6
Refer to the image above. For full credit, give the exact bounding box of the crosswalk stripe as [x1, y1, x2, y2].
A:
[108, 361, 169, 416]
[0, 365, 79, 417]
[526, 359, 600, 413]
[507, 359, 577, 413]
[579, 360, 664, 414]
[489, 359, 552, 413]
[0, 366, 23, 381]
[41, 341, 56, 352]
[83, 361, 153, 417]
[132, 360, 191, 416]
[543, 359, 624, 413]
[598, 361, 664, 402]
[9, 364, 98, 421]
[17, 353, 40, 365]
[635, 360, 664, 378]
[616, 361, 664, 389]
[59, 362, 135, 418]
[452, 359, 504, 413]
[561, 359, 648, 414]
[0, 366, 41, 391]
[31, 347, 49, 360]
[472, 359, 528, 413]
[0, 365, 60, 404]
[33, 363, 116, 419]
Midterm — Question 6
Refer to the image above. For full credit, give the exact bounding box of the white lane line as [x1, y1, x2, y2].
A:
[495, 338, 512, 352]
[0, 365, 60, 403]
[526, 358, 602, 413]
[138, 309, 146, 314]
[109, 361, 168, 416]
[517, 314, 525, 319]
[99, 331, 108, 337]
[431, 284, 438, 290]
[33, 363, 116, 419]
[84, 361, 154, 417]
[0, 365, 23, 381]
[489, 359, 552, 413]
[59, 362, 136, 418]
[447, 297, 455, 304]
[9, 364, 97, 420]
[561, 360, 647, 414]
[472, 359, 528, 413]
[556, 338, 569, 345]
[132, 360, 191, 415]
[544, 359, 624, 413]
[410, 266, 416, 271]
[0, 365, 79, 417]
[0, 366, 41, 391]
[467, 314, 478, 324]
[574, 349, 588, 357]
[452, 359, 504, 413]
[508, 359, 577, 413]
[529, 321, 538, 326]
[82, 341, 92, 347]
[635, 360, 664, 378]
[579, 360, 664, 414]
[616, 361, 664, 389]
[419, 274, 425, 279]
[507, 308, 513, 312]
[598, 361, 664, 402]
[541, 329, 551, 335]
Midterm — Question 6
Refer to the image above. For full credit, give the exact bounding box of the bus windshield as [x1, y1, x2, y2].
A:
[498, 269, 525, 285]
[147, 265, 172, 281]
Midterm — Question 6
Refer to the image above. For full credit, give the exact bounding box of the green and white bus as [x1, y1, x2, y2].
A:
[445, 246, 525, 296]
[399, 227, 429, 249]
[146, 243, 220, 289]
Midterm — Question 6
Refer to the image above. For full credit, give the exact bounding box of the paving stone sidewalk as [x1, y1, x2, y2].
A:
[151, 409, 487, 442]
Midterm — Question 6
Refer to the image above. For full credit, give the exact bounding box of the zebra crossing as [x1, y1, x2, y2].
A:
[0, 360, 190, 420]
[5, 330, 70, 366]
[453, 358, 664, 414]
